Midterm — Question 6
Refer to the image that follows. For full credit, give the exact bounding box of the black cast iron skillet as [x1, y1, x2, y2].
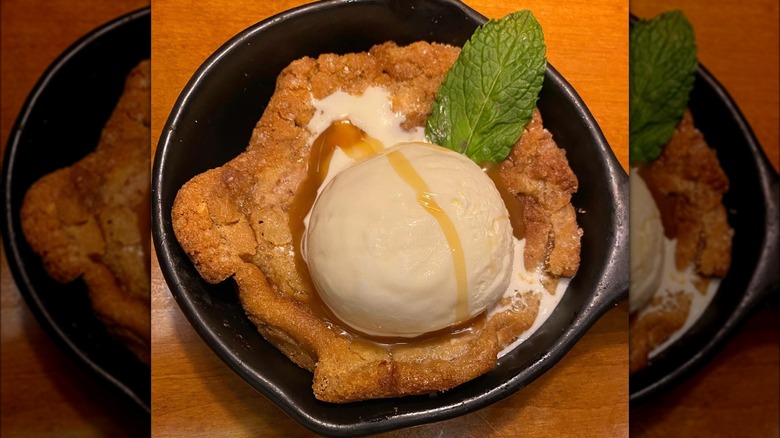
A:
[629, 14, 780, 404]
[153, 0, 628, 435]
[2, 8, 151, 413]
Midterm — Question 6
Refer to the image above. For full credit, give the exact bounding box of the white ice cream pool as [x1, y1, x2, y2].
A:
[644, 239, 720, 358]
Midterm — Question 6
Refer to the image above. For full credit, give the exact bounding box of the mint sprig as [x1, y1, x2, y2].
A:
[630, 10, 697, 164]
[426, 11, 546, 164]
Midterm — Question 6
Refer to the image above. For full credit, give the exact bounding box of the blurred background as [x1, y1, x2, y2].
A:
[629, 0, 779, 436]
[1, 1, 150, 436]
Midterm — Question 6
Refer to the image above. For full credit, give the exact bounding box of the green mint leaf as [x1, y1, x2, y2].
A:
[426, 10, 546, 164]
[630, 10, 697, 164]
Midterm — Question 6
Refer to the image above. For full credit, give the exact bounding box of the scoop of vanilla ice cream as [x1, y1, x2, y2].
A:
[629, 170, 665, 313]
[304, 142, 513, 337]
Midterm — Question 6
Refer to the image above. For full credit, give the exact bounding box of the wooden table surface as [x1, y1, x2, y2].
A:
[3, 0, 777, 437]
[629, 1, 780, 437]
[1, 1, 151, 437]
[150, 0, 629, 436]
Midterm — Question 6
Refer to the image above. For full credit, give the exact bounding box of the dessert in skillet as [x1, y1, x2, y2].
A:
[172, 12, 582, 402]
[21, 60, 151, 365]
[628, 11, 733, 373]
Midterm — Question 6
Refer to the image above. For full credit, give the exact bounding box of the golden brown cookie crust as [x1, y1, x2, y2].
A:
[172, 42, 580, 402]
[21, 60, 151, 365]
[642, 110, 733, 277]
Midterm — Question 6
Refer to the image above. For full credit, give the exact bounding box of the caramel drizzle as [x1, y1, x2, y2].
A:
[384, 149, 469, 322]
[289, 120, 382, 290]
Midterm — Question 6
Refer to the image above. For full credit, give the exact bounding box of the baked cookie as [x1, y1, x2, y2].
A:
[21, 60, 151, 365]
[172, 42, 580, 402]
